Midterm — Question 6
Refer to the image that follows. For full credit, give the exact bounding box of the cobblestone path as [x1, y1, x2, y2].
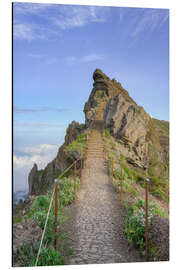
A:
[64, 120, 143, 265]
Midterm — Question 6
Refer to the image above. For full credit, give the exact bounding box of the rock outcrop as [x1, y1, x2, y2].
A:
[104, 94, 150, 169]
[28, 163, 38, 194]
[28, 121, 86, 195]
[84, 69, 136, 127]
[83, 68, 168, 175]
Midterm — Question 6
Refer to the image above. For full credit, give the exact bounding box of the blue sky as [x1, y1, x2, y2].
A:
[13, 2, 169, 192]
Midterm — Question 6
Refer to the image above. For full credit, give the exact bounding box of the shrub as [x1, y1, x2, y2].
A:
[104, 128, 111, 138]
[125, 199, 168, 255]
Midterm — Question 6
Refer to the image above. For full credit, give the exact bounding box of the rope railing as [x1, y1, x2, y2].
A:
[35, 183, 56, 266]
[34, 151, 87, 266]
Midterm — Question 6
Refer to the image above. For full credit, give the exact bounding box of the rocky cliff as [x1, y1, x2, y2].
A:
[84, 69, 168, 175]
[28, 68, 169, 195]
[28, 121, 86, 195]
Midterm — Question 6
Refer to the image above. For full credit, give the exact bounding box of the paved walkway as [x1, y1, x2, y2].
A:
[64, 120, 143, 265]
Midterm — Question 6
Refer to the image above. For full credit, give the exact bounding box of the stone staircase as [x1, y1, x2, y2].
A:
[86, 99, 106, 159]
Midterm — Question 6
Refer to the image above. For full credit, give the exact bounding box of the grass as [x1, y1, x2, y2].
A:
[17, 176, 80, 266]
[104, 128, 111, 138]
[67, 133, 87, 154]
[13, 216, 22, 224]
[103, 126, 169, 259]
[18, 242, 64, 266]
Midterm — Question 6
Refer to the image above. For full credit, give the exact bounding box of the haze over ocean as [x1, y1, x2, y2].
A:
[13, 2, 169, 198]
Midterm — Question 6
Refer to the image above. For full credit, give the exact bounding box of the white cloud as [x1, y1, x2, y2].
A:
[13, 23, 46, 41]
[13, 144, 59, 191]
[52, 5, 107, 30]
[14, 2, 52, 15]
[18, 144, 58, 156]
[66, 53, 105, 65]
[13, 4, 109, 41]
[14, 144, 58, 170]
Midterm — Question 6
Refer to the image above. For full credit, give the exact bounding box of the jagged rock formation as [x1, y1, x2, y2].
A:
[83, 69, 168, 174]
[28, 68, 169, 195]
[28, 163, 38, 194]
[28, 121, 86, 195]
[84, 69, 136, 127]
[104, 94, 150, 169]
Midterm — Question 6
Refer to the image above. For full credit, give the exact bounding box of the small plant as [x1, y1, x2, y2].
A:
[123, 167, 133, 179]
[125, 206, 147, 254]
[18, 242, 64, 266]
[67, 134, 87, 154]
[104, 128, 111, 138]
[13, 216, 22, 224]
[125, 199, 168, 256]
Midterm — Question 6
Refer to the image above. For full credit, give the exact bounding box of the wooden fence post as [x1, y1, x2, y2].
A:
[145, 178, 150, 261]
[54, 179, 58, 250]
[112, 158, 114, 184]
[74, 161, 76, 202]
[120, 167, 123, 203]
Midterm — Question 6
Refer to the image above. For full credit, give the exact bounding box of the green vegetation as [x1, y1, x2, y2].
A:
[18, 177, 80, 266]
[94, 90, 104, 99]
[67, 134, 87, 154]
[125, 199, 168, 256]
[18, 242, 64, 267]
[152, 118, 169, 135]
[13, 216, 22, 224]
[104, 128, 111, 138]
[103, 124, 168, 259]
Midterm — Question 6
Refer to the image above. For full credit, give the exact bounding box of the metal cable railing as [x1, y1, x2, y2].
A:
[34, 151, 87, 266]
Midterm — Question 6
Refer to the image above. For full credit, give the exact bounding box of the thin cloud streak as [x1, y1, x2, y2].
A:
[52, 5, 107, 30]
[14, 106, 70, 114]
[131, 9, 169, 39]
[14, 121, 64, 129]
[118, 8, 169, 42]
[27, 53, 44, 59]
[65, 53, 105, 65]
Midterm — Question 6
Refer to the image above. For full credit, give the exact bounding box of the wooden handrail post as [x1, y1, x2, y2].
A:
[112, 158, 114, 184]
[80, 159, 83, 182]
[85, 149, 87, 168]
[120, 167, 123, 204]
[54, 179, 58, 250]
[145, 178, 150, 261]
[74, 161, 76, 202]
